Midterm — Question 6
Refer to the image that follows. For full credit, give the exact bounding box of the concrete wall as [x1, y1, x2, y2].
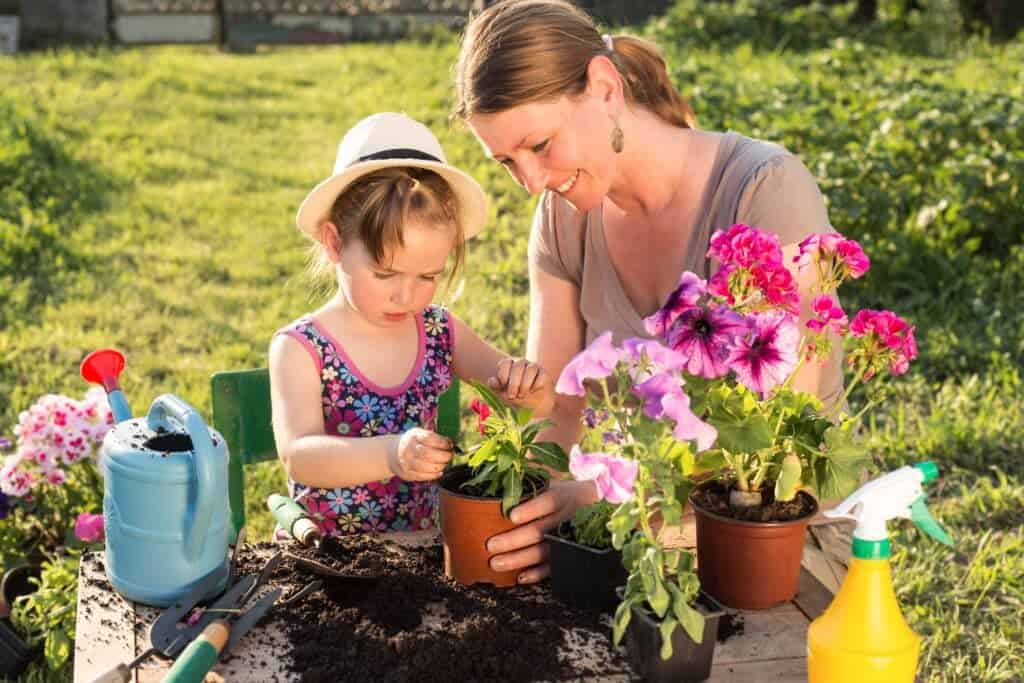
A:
[20, 0, 109, 45]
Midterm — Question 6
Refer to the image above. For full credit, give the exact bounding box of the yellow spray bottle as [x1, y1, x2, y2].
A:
[807, 461, 953, 683]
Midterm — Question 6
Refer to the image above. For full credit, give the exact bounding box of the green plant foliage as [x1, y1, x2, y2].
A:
[453, 379, 568, 515]
[11, 551, 81, 673]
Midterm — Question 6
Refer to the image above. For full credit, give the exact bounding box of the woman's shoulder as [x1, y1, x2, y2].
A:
[528, 192, 589, 285]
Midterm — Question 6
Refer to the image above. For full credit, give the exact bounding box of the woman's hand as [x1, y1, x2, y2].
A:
[488, 358, 556, 417]
[387, 428, 454, 482]
[485, 478, 599, 584]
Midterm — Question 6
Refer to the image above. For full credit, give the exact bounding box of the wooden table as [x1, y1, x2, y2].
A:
[74, 524, 851, 682]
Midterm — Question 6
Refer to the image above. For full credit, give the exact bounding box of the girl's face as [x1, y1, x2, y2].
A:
[331, 218, 455, 330]
[466, 67, 620, 212]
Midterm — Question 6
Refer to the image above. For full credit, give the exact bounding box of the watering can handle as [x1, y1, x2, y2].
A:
[147, 394, 216, 563]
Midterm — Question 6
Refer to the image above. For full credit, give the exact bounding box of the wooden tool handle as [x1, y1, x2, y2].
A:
[161, 620, 230, 683]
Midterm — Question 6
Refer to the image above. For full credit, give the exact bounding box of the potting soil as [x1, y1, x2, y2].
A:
[233, 536, 634, 682]
[692, 482, 817, 522]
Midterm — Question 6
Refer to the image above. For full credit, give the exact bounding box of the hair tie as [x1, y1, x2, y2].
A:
[602, 34, 614, 52]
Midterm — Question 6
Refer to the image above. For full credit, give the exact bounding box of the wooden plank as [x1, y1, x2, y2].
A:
[793, 567, 835, 621]
[713, 603, 809, 664]
[709, 656, 807, 682]
[73, 552, 135, 683]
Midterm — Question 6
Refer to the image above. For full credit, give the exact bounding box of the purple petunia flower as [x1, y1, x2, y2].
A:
[632, 373, 717, 451]
[556, 332, 621, 396]
[665, 305, 748, 379]
[727, 311, 800, 395]
[643, 272, 707, 338]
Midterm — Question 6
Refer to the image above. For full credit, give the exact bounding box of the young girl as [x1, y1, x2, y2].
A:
[270, 112, 554, 536]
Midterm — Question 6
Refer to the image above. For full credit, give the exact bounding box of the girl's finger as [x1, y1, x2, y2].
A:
[506, 361, 527, 399]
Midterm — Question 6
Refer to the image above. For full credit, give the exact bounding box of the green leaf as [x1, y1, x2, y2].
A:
[501, 467, 522, 516]
[467, 439, 497, 468]
[527, 441, 569, 472]
[465, 379, 511, 419]
[515, 407, 533, 426]
[814, 427, 871, 500]
[708, 412, 773, 454]
[659, 618, 678, 660]
[45, 627, 72, 669]
[774, 454, 803, 502]
[613, 598, 633, 645]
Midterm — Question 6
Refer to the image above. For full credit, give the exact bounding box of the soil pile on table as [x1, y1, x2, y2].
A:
[234, 536, 633, 682]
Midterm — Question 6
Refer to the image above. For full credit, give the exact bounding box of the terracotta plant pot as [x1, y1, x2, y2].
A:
[544, 522, 627, 611]
[438, 465, 547, 587]
[617, 586, 725, 683]
[690, 485, 818, 609]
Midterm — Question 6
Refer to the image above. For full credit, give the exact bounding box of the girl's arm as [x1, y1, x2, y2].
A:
[269, 334, 451, 488]
[450, 313, 555, 418]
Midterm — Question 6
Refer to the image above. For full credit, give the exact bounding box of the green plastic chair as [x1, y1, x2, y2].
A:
[210, 368, 460, 542]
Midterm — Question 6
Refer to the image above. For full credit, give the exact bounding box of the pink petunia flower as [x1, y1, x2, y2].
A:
[728, 311, 801, 395]
[620, 338, 686, 380]
[74, 512, 105, 543]
[556, 332, 621, 396]
[665, 305, 748, 379]
[568, 446, 639, 504]
[643, 272, 706, 338]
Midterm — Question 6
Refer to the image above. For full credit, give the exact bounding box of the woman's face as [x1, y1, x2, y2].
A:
[467, 85, 617, 212]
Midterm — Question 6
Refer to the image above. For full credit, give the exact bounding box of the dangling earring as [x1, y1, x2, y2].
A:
[610, 120, 624, 154]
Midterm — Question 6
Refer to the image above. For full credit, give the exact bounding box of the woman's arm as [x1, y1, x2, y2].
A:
[525, 265, 589, 450]
[269, 334, 450, 488]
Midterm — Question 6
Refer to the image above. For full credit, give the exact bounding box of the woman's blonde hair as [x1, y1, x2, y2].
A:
[309, 167, 465, 287]
[454, 0, 696, 129]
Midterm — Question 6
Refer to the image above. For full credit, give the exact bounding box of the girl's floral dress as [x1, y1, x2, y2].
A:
[278, 305, 453, 536]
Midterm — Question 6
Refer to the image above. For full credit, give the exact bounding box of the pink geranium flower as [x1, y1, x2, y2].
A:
[795, 233, 870, 281]
[849, 309, 917, 376]
[807, 295, 849, 335]
[556, 332, 621, 396]
[643, 272, 706, 338]
[74, 512, 105, 543]
[728, 311, 801, 395]
[665, 305, 747, 379]
[708, 224, 784, 268]
[568, 446, 639, 504]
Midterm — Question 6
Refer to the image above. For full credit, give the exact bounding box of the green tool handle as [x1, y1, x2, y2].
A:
[267, 494, 306, 535]
[162, 620, 229, 683]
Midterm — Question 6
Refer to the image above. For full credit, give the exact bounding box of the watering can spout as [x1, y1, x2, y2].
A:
[81, 349, 132, 423]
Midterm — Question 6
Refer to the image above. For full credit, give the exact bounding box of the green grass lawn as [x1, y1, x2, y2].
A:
[1, 5, 1021, 681]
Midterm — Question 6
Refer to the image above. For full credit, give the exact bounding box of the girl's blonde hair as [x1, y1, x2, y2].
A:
[454, 0, 696, 129]
[308, 167, 465, 287]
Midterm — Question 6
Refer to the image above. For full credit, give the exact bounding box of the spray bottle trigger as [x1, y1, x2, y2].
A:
[909, 496, 953, 547]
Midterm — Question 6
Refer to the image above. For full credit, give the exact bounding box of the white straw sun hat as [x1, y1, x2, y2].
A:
[296, 112, 489, 239]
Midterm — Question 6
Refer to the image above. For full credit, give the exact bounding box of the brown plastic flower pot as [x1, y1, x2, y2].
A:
[545, 522, 627, 612]
[617, 587, 725, 683]
[438, 465, 548, 588]
[690, 487, 818, 609]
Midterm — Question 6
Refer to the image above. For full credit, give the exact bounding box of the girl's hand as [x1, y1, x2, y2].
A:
[388, 428, 454, 482]
[488, 358, 556, 416]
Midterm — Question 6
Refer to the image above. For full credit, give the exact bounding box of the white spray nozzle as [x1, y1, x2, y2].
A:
[824, 461, 951, 548]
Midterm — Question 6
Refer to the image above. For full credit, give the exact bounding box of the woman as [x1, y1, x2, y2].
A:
[454, 0, 843, 584]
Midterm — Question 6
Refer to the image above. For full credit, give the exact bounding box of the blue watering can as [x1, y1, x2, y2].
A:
[82, 350, 230, 607]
